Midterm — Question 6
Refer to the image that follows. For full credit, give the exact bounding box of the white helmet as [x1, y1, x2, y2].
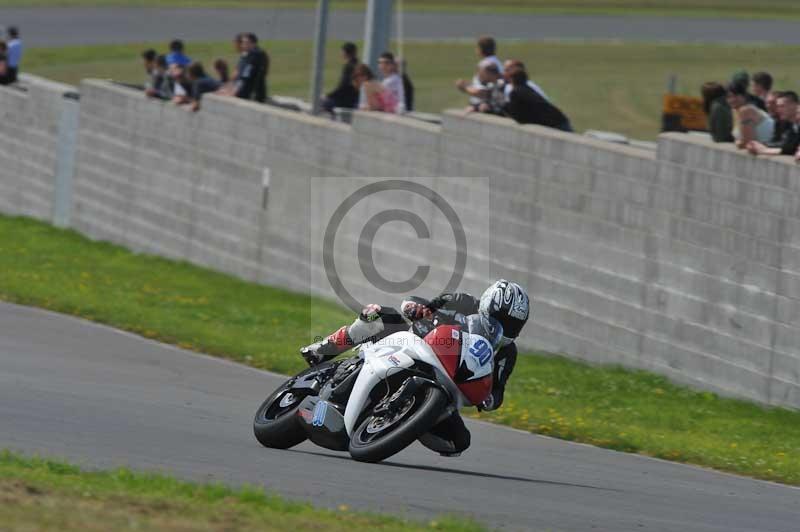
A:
[478, 280, 530, 346]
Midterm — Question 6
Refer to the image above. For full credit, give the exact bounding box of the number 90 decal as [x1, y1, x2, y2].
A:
[468, 338, 492, 367]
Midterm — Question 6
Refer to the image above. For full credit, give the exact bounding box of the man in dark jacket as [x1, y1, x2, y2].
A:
[321, 42, 359, 114]
[235, 33, 268, 102]
[503, 67, 572, 131]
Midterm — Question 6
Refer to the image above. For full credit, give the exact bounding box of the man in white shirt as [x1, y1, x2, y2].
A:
[6, 26, 21, 83]
[502, 58, 549, 102]
[377, 52, 405, 114]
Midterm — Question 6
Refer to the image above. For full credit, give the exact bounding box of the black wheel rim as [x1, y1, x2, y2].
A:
[355, 392, 420, 445]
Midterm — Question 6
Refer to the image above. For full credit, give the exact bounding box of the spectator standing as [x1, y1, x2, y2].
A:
[377, 52, 405, 114]
[747, 91, 800, 156]
[502, 59, 548, 102]
[353, 64, 389, 112]
[731, 70, 766, 111]
[727, 82, 774, 148]
[6, 26, 21, 83]
[246, 33, 269, 103]
[700, 82, 734, 143]
[400, 58, 414, 112]
[166, 39, 191, 67]
[233, 33, 268, 102]
[475, 35, 503, 74]
[752, 71, 773, 101]
[503, 67, 572, 132]
[321, 41, 359, 114]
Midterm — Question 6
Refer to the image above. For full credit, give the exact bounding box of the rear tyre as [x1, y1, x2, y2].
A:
[253, 364, 332, 449]
[348, 383, 448, 463]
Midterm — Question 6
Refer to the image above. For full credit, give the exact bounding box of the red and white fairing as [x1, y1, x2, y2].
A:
[341, 322, 497, 436]
[423, 325, 493, 406]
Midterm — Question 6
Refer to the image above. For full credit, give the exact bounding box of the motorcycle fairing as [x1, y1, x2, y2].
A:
[297, 396, 349, 451]
[423, 325, 493, 406]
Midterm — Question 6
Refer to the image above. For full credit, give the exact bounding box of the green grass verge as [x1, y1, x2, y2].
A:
[2, 214, 800, 485]
[0, 0, 796, 20]
[23, 39, 800, 140]
[0, 450, 482, 532]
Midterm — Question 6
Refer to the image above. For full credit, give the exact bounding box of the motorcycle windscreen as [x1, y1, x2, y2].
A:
[424, 315, 501, 405]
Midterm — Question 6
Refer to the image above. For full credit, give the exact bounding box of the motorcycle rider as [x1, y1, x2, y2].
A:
[300, 279, 530, 456]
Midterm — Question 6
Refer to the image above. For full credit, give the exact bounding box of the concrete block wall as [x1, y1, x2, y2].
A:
[1, 78, 799, 409]
[0, 74, 76, 221]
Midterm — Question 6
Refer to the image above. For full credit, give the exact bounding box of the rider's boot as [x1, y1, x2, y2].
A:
[300, 305, 388, 366]
[300, 326, 352, 366]
[418, 411, 471, 457]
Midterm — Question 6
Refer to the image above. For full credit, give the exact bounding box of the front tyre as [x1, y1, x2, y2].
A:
[349, 384, 448, 463]
[253, 364, 331, 449]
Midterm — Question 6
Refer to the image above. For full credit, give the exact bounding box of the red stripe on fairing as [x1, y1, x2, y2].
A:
[424, 325, 461, 379]
[457, 375, 493, 405]
[425, 325, 494, 405]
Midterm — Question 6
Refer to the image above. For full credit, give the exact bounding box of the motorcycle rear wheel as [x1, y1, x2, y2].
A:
[349, 383, 448, 463]
[253, 364, 331, 449]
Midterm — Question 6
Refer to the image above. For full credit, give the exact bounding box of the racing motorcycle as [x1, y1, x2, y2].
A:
[252, 314, 502, 463]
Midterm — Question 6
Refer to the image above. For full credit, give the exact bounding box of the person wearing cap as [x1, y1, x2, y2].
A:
[727, 81, 774, 149]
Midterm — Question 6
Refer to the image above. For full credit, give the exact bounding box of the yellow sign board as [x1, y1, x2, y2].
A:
[663, 94, 708, 132]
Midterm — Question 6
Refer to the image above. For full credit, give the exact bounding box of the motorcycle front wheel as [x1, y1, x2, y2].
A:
[348, 382, 448, 463]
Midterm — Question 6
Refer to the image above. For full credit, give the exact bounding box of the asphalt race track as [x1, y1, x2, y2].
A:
[1, 301, 798, 531]
[2, 8, 800, 47]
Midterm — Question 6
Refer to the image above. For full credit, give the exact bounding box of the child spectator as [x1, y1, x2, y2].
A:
[321, 41, 360, 114]
[353, 63, 390, 112]
[747, 91, 800, 157]
[457, 63, 505, 115]
[700, 82, 734, 143]
[503, 66, 572, 132]
[186, 62, 221, 111]
[166, 39, 191, 67]
[6, 26, 21, 83]
[727, 82, 774, 148]
[377, 52, 405, 114]
[144, 55, 171, 99]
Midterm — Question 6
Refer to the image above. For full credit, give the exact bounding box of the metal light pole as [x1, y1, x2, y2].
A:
[364, 0, 394, 73]
[310, 0, 331, 114]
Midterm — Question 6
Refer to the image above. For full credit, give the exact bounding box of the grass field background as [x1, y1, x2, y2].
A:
[0, 0, 798, 19]
[2, 215, 799, 486]
[0, 451, 482, 531]
[23, 39, 800, 140]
